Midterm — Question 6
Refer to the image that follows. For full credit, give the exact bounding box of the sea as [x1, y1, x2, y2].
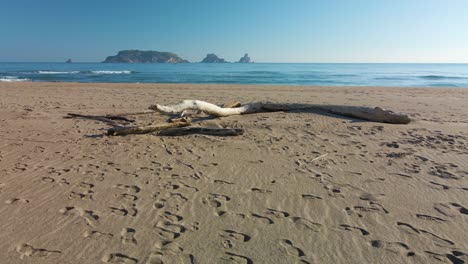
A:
[1, 62, 468, 87]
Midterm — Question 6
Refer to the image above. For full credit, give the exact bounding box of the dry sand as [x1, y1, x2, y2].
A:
[0, 82, 467, 264]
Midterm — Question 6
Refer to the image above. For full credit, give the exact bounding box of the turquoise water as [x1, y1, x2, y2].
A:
[1, 63, 468, 87]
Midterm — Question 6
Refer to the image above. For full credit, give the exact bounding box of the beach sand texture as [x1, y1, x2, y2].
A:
[0, 83, 467, 264]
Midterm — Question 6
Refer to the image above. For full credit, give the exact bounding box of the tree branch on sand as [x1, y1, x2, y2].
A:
[65, 113, 135, 126]
[107, 118, 191, 136]
[149, 100, 411, 124]
[158, 127, 244, 137]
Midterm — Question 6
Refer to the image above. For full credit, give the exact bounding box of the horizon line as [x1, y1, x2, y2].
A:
[2, 61, 468, 64]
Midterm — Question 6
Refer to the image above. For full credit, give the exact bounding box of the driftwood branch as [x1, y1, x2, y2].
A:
[65, 113, 135, 126]
[149, 100, 263, 117]
[149, 100, 411, 124]
[261, 103, 411, 124]
[158, 127, 244, 137]
[107, 119, 190, 136]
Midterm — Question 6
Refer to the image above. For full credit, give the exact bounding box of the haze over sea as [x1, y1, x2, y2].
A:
[1, 62, 468, 87]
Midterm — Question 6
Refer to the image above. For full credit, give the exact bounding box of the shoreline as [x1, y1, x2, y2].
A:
[2, 80, 468, 89]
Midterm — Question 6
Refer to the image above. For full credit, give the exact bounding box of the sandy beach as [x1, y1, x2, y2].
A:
[0, 82, 467, 264]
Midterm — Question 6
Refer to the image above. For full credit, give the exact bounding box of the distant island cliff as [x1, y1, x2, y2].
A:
[238, 53, 251, 63]
[103, 50, 189, 63]
[201, 54, 227, 63]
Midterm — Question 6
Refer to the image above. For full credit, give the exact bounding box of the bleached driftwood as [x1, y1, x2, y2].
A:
[158, 127, 244, 137]
[149, 100, 264, 117]
[261, 103, 411, 124]
[149, 100, 411, 124]
[107, 119, 190, 136]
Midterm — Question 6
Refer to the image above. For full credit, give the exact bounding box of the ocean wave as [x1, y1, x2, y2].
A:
[428, 83, 459, 87]
[329, 74, 358, 77]
[374, 77, 408, 80]
[0, 76, 30, 82]
[35, 70, 133, 75]
[419, 75, 465, 80]
[89, 70, 132, 74]
[244, 71, 282, 75]
[38, 71, 80, 74]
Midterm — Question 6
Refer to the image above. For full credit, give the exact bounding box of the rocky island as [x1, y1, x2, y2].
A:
[238, 53, 251, 63]
[103, 50, 189, 63]
[201, 53, 227, 63]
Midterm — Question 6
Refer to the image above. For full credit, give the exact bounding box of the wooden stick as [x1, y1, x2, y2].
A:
[107, 120, 191, 136]
[311, 153, 328, 162]
[65, 113, 135, 124]
[158, 127, 244, 137]
[66, 113, 135, 122]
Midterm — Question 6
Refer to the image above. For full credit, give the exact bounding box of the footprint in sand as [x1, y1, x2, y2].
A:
[251, 188, 272, 194]
[147, 241, 194, 264]
[415, 214, 447, 223]
[5, 198, 30, 205]
[397, 222, 455, 247]
[121, 228, 137, 245]
[60, 206, 99, 227]
[153, 240, 184, 255]
[202, 193, 231, 208]
[58, 178, 70, 186]
[220, 252, 253, 264]
[338, 224, 370, 236]
[370, 240, 415, 257]
[250, 213, 274, 224]
[428, 181, 468, 192]
[291, 217, 322, 232]
[16, 243, 61, 260]
[84, 230, 113, 240]
[426, 250, 468, 264]
[110, 203, 137, 217]
[69, 189, 94, 200]
[214, 179, 234, 185]
[220, 230, 251, 242]
[301, 194, 323, 200]
[147, 251, 194, 264]
[41, 176, 55, 183]
[279, 239, 306, 257]
[265, 208, 290, 218]
[349, 201, 389, 217]
[359, 193, 385, 202]
[419, 229, 455, 247]
[153, 198, 167, 209]
[115, 184, 141, 194]
[434, 202, 468, 217]
[161, 211, 183, 222]
[118, 193, 138, 203]
[102, 253, 138, 264]
[429, 165, 460, 180]
[154, 220, 186, 240]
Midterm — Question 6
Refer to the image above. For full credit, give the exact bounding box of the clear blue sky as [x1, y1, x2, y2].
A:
[1, 0, 467, 62]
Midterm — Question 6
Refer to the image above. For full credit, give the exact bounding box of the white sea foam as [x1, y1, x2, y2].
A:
[90, 70, 132, 74]
[0, 76, 30, 82]
[37, 71, 80, 74]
